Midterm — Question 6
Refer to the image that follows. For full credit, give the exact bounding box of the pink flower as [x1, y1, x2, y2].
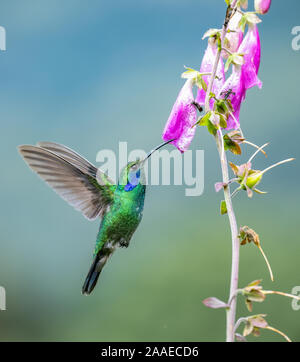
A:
[239, 24, 262, 90]
[218, 25, 262, 130]
[223, 11, 244, 57]
[218, 65, 246, 130]
[162, 79, 197, 152]
[196, 40, 225, 109]
[255, 0, 272, 14]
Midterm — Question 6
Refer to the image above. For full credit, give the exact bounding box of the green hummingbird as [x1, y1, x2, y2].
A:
[18, 139, 173, 295]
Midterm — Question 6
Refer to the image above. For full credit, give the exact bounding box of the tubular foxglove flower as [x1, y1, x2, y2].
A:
[239, 24, 262, 90]
[218, 65, 246, 130]
[162, 78, 197, 153]
[218, 25, 262, 130]
[254, 0, 272, 15]
[223, 10, 244, 57]
[196, 40, 225, 109]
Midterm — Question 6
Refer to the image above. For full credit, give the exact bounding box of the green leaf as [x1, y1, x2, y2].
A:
[207, 120, 217, 135]
[232, 53, 244, 66]
[198, 111, 218, 135]
[198, 111, 212, 126]
[209, 92, 216, 100]
[224, 134, 238, 151]
[220, 200, 227, 215]
[223, 134, 242, 155]
[195, 74, 208, 92]
[224, 55, 233, 72]
[238, 15, 247, 32]
[225, 53, 244, 72]
[200, 76, 208, 92]
[247, 279, 263, 288]
[215, 100, 228, 115]
[218, 113, 228, 129]
[181, 66, 200, 80]
[245, 12, 262, 25]
[202, 28, 221, 40]
[217, 36, 222, 52]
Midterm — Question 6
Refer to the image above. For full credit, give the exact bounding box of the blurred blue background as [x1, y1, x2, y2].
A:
[0, 0, 299, 341]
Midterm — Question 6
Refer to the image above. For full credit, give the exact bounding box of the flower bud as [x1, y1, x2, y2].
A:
[254, 0, 272, 15]
[245, 171, 263, 189]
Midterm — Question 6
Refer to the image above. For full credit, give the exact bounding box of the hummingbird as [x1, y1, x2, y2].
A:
[18, 139, 174, 295]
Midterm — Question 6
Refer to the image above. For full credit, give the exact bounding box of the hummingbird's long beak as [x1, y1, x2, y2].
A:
[141, 139, 175, 165]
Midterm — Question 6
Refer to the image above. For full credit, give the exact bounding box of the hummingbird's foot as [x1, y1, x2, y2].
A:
[119, 238, 129, 248]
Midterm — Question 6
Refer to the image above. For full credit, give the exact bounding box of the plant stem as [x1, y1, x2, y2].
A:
[204, 0, 239, 342]
[215, 130, 240, 342]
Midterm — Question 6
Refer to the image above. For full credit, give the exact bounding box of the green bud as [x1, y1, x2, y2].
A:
[245, 171, 263, 189]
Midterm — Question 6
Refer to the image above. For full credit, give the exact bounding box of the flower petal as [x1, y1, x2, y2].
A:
[196, 41, 225, 109]
[255, 0, 272, 15]
[218, 65, 245, 130]
[239, 24, 262, 90]
[223, 10, 244, 57]
[162, 79, 197, 152]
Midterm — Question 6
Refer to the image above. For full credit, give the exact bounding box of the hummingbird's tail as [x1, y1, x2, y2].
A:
[82, 252, 110, 295]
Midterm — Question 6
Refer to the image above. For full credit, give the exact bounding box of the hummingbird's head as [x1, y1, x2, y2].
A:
[118, 139, 175, 192]
[118, 160, 145, 192]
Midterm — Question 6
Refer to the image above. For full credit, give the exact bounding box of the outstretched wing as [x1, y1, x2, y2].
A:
[18, 143, 116, 220]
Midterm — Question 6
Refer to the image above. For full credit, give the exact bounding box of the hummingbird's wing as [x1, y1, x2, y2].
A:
[18, 143, 116, 220]
[35, 141, 115, 188]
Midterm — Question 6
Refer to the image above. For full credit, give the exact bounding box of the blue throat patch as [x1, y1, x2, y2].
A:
[124, 169, 140, 192]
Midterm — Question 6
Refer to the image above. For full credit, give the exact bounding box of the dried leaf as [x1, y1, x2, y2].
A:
[244, 289, 266, 303]
[229, 161, 239, 176]
[247, 279, 263, 287]
[228, 130, 244, 144]
[239, 228, 274, 281]
[235, 333, 247, 342]
[245, 299, 253, 312]
[202, 297, 229, 309]
[243, 321, 254, 337]
[252, 327, 261, 337]
[254, 188, 268, 195]
[246, 185, 253, 198]
[215, 182, 226, 193]
[251, 316, 268, 329]
[239, 226, 260, 247]
[224, 134, 242, 155]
